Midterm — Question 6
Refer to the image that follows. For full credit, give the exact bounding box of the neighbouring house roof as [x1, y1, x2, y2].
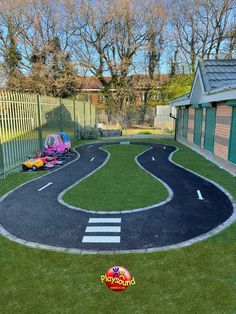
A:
[171, 59, 236, 107]
[76, 76, 112, 90]
[76, 74, 169, 91]
[1, 72, 169, 92]
[130, 74, 169, 89]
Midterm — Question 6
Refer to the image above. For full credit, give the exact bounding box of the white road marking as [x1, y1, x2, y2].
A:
[38, 182, 53, 192]
[85, 226, 121, 233]
[83, 218, 122, 243]
[152, 157, 155, 161]
[90, 157, 95, 162]
[82, 236, 120, 243]
[163, 146, 166, 149]
[197, 190, 204, 200]
[88, 218, 121, 224]
[88, 145, 93, 148]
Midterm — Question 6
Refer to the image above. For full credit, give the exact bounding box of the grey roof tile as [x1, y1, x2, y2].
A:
[199, 59, 236, 92]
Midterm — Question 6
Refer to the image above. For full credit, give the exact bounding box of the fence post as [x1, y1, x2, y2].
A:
[73, 97, 77, 138]
[90, 100, 92, 126]
[0, 139, 5, 179]
[0, 94, 5, 178]
[95, 106, 98, 127]
[36, 94, 43, 151]
[84, 100, 86, 127]
[59, 98, 63, 131]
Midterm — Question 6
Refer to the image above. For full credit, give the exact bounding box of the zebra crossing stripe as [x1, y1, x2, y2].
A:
[85, 226, 121, 233]
[82, 236, 120, 243]
[88, 218, 121, 223]
[82, 217, 122, 243]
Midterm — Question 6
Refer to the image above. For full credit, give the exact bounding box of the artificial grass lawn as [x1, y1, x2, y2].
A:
[63, 145, 168, 211]
[0, 171, 47, 197]
[122, 128, 171, 135]
[0, 139, 236, 313]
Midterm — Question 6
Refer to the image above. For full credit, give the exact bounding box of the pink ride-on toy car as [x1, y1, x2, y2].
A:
[57, 132, 71, 153]
[44, 134, 67, 155]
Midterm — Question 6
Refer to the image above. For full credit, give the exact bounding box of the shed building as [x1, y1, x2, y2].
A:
[171, 59, 236, 174]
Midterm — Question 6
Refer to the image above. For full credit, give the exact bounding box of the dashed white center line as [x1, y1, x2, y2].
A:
[38, 182, 53, 192]
[197, 190, 204, 200]
[152, 157, 155, 161]
[90, 157, 95, 162]
[82, 236, 120, 243]
[85, 226, 121, 233]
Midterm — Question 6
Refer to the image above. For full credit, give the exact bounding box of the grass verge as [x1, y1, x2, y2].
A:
[0, 171, 46, 197]
[0, 138, 236, 314]
[63, 145, 168, 211]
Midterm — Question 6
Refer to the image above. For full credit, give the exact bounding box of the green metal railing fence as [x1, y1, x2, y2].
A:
[0, 90, 96, 178]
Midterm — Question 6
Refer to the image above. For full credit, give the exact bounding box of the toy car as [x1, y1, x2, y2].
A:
[57, 132, 71, 153]
[44, 134, 67, 155]
[35, 152, 63, 168]
[22, 158, 44, 171]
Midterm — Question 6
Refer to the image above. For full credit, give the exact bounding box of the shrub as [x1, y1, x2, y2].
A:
[80, 126, 99, 139]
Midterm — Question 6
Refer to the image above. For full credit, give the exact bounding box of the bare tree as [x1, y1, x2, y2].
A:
[171, 0, 236, 73]
[226, 22, 236, 57]
[0, 0, 78, 95]
[208, 0, 236, 59]
[70, 0, 167, 124]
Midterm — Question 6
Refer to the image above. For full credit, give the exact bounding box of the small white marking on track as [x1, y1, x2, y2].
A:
[152, 157, 155, 161]
[197, 190, 204, 200]
[90, 157, 95, 162]
[38, 182, 53, 192]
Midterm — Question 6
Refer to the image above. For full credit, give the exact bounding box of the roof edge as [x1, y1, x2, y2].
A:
[171, 92, 190, 103]
[206, 83, 236, 95]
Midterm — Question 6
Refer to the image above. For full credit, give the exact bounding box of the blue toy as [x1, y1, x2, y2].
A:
[57, 132, 72, 152]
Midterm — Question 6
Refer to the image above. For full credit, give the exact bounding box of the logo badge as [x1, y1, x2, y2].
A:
[101, 266, 135, 292]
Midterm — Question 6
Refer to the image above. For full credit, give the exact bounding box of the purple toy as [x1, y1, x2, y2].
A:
[44, 134, 67, 155]
[57, 132, 71, 153]
[45, 162, 55, 169]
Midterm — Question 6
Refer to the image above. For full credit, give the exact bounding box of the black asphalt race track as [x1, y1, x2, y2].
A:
[0, 142, 234, 252]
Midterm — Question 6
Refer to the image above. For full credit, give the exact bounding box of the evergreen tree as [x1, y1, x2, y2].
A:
[4, 20, 22, 88]
[148, 75, 193, 107]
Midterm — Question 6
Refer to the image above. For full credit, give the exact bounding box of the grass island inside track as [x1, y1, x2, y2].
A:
[62, 144, 169, 211]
